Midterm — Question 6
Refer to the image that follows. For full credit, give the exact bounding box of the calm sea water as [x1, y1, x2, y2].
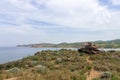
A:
[0, 47, 59, 64]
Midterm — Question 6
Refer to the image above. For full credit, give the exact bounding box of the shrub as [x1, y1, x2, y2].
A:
[111, 75, 119, 80]
[35, 65, 48, 74]
[6, 67, 19, 73]
[55, 58, 62, 64]
[100, 71, 112, 79]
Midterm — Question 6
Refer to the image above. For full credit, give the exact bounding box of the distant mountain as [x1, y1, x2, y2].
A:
[17, 39, 120, 48]
[17, 43, 57, 48]
[93, 39, 120, 48]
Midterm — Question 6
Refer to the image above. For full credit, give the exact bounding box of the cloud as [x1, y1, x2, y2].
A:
[0, 0, 120, 46]
[0, 25, 46, 46]
[0, 25, 45, 35]
[28, 0, 112, 30]
[1, 0, 118, 31]
[111, 0, 120, 5]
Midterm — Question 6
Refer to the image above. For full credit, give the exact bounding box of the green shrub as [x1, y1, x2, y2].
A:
[55, 58, 62, 64]
[6, 67, 19, 73]
[35, 65, 48, 74]
[111, 75, 119, 80]
[100, 71, 112, 79]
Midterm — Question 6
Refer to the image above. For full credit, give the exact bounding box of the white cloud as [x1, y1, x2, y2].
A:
[0, 25, 46, 36]
[0, 25, 48, 46]
[1, 0, 119, 31]
[111, 0, 120, 5]
[7, 0, 37, 11]
[35, 0, 119, 30]
[29, 0, 113, 30]
[0, 0, 120, 46]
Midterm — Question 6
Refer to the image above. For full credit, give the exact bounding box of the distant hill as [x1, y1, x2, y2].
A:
[17, 39, 120, 48]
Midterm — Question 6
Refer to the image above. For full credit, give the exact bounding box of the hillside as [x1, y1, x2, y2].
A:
[0, 49, 120, 80]
[17, 39, 120, 48]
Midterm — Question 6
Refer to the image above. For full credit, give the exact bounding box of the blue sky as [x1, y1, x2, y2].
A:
[0, 0, 120, 46]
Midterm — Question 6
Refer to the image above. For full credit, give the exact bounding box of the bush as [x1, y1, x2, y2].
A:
[35, 65, 48, 74]
[6, 67, 19, 73]
[100, 71, 112, 79]
[55, 58, 62, 64]
[111, 75, 119, 80]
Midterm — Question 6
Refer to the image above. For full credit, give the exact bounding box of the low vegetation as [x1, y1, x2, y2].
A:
[0, 49, 120, 80]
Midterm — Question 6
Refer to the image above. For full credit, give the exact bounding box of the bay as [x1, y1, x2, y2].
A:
[0, 47, 59, 64]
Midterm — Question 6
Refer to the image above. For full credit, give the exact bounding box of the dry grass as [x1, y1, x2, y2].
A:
[0, 49, 120, 80]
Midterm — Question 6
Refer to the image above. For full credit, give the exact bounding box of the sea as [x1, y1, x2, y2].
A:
[0, 47, 120, 64]
[0, 47, 60, 64]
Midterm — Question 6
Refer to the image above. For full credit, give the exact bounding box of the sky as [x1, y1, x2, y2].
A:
[0, 0, 120, 46]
